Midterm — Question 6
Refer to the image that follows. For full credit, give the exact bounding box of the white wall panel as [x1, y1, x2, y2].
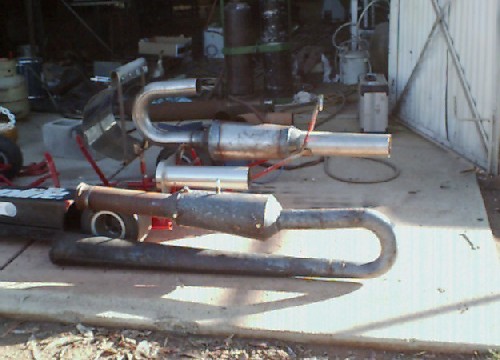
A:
[389, 0, 500, 173]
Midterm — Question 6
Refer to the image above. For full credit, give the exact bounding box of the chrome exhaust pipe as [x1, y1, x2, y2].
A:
[132, 79, 205, 145]
[301, 131, 391, 157]
[207, 122, 391, 160]
[133, 79, 392, 160]
[155, 164, 250, 191]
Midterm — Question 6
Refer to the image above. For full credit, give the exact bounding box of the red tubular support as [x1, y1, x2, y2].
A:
[75, 134, 110, 186]
[249, 159, 268, 168]
[190, 148, 201, 166]
[44, 153, 60, 188]
[28, 174, 52, 187]
[0, 175, 13, 186]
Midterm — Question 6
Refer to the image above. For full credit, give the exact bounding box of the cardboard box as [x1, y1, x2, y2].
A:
[138, 36, 191, 58]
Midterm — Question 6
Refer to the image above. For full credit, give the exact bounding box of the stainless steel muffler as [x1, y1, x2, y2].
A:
[132, 79, 392, 160]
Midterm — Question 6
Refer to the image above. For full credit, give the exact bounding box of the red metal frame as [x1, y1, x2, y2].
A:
[0, 152, 60, 188]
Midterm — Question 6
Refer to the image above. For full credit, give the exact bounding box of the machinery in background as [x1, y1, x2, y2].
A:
[333, 0, 390, 85]
[224, 0, 293, 101]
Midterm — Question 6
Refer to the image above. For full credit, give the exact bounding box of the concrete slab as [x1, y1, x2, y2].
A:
[0, 239, 31, 269]
[0, 113, 499, 352]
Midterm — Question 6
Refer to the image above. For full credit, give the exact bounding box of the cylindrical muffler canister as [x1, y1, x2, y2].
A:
[174, 191, 282, 239]
[224, 1, 256, 96]
[156, 164, 249, 191]
[260, 0, 293, 100]
[206, 121, 298, 160]
[303, 132, 392, 157]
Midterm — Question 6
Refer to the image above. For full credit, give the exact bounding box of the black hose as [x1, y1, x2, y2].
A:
[324, 157, 401, 184]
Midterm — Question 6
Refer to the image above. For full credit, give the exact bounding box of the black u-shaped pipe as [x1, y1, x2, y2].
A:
[50, 185, 397, 279]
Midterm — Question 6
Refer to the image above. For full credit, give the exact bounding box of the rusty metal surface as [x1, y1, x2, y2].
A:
[75, 183, 176, 219]
[70, 184, 398, 278]
[48, 205, 397, 278]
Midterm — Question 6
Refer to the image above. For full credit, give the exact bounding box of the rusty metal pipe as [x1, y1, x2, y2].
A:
[76, 183, 176, 219]
[75, 184, 281, 239]
[72, 184, 397, 278]
[278, 209, 397, 278]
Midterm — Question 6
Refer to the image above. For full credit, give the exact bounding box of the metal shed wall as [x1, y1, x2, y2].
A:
[388, 0, 500, 173]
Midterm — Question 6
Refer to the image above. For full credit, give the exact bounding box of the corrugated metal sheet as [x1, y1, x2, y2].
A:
[389, 0, 500, 173]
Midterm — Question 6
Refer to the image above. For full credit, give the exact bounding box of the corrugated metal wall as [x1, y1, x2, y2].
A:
[389, 0, 500, 173]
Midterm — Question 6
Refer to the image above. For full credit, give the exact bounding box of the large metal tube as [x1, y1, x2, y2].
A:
[75, 184, 281, 239]
[260, 0, 293, 100]
[66, 184, 397, 278]
[225, 1, 256, 96]
[173, 190, 282, 239]
[207, 122, 391, 160]
[132, 79, 205, 145]
[75, 183, 177, 219]
[207, 122, 296, 160]
[132, 79, 391, 160]
[50, 229, 393, 278]
[302, 132, 392, 157]
[278, 208, 397, 278]
[155, 164, 249, 191]
[126, 99, 267, 122]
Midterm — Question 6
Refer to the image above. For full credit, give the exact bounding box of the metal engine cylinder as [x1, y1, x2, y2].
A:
[260, 0, 293, 100]
[224, 1, 256, 96]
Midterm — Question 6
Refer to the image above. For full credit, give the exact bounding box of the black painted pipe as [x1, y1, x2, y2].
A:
[52, 186, 397, 278]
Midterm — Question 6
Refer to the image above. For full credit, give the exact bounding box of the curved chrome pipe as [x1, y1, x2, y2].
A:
[132, 79, 391, 160]
[132, 79, 204, 145]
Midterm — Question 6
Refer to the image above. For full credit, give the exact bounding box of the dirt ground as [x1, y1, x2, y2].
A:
[0, 317, 498, 360]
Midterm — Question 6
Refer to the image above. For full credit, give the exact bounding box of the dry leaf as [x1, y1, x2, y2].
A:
[135, 340, 151, 358]
[27, 334, 42, 360]
[45, 336, 80, 351]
